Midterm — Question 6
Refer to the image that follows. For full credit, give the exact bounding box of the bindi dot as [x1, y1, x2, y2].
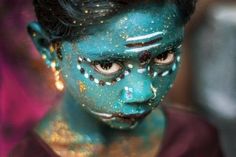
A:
[139, 51, 151, 65]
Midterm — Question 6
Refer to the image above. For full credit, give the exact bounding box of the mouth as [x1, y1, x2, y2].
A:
[90, 109, 152, 123]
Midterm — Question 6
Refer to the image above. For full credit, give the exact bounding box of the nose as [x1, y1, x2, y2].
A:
[120, 73, 155, 104]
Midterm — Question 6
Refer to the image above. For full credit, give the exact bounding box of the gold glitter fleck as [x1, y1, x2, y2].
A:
[49, 44, 55, 53]
[79, 81, 86, 93]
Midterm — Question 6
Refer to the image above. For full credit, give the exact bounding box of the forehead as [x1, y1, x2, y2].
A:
[65, 3, 183, 59]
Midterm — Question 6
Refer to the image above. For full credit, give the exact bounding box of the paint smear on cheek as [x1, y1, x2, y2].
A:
[78, 81, 86, 93]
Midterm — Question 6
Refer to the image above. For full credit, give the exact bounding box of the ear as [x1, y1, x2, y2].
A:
[27, 22, 57, 67]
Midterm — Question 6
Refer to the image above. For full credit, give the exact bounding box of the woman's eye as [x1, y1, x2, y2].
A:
[94, 61, 122, 75]
[154, 50, 175, 65]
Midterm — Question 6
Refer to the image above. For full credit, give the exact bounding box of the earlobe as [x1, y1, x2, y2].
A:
[27, 22, 56, 67]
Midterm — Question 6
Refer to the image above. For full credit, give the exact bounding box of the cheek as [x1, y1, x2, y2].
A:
[153, 54, 181, 99]
[83, 83, 124, 111]
[60, 54, 125, 111]
[64, 66, 123, 111]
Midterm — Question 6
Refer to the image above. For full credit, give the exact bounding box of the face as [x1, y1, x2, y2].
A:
[51, 2, 183, 129]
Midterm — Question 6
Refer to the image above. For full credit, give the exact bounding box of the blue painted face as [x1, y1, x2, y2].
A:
[33, 2, 184, 129]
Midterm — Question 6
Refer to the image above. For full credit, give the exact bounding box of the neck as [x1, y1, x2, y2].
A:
[35, 90, 166, 157]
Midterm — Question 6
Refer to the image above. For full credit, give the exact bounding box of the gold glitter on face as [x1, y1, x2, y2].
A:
[49, 44, 55, 53]
[79, 81, 87, 93]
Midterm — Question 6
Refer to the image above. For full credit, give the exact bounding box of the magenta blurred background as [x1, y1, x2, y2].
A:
[0, 1, 61, 156]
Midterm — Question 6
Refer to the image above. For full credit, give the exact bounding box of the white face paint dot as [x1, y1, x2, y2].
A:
[124, 71, 130, 76]
[153, 72, 158, 78]
[86, 58, 91, 62]
[177, 56, 181, 62]
[106, 82, 112, 86]
[128, 64, 133, 69]
[137, 68, 146, 74]
[94, 79, 99, 84]
[77, 65, 82, 70]
[78, 57, 83, 61]
[84, 73, 89, 78]
[172, 63, 177, 71]
[116, 78, 121, 82]
[161, 71, 169, 77]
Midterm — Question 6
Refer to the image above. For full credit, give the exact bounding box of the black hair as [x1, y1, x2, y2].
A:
[33, 0, 197, 39]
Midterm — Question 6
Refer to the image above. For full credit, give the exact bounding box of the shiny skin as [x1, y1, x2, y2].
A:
[29, 1, 184, 156]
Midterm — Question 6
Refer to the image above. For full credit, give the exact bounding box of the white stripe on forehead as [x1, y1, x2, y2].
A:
[126, 31, 164, 42]
[125, 43, 161, 53]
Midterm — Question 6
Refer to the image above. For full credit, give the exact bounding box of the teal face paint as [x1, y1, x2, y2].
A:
[55, 2, 184, 129]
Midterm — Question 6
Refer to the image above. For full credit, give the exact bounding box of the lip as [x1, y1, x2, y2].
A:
[112, 110, 151, 119]
[90, 109, 151, 121]
[112, 110, 152, 125]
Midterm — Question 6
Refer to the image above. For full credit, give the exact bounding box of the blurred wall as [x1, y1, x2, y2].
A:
[168, 1, 236, 157]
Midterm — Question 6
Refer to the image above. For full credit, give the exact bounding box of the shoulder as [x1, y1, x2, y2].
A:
[158, 105, 224, 157]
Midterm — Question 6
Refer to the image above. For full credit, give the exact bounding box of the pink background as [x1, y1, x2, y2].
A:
[0, 1, 61, 156]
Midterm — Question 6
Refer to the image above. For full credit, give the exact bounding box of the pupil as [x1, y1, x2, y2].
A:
[100, 62, 112, 70]
[157, 52, 169, 61]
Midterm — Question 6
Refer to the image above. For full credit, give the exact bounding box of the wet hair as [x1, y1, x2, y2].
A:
[33, 0, 197, 39]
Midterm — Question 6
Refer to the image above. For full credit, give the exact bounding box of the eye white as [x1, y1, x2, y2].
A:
[94, 62, 122, 75]
[154, 51, 175, 65]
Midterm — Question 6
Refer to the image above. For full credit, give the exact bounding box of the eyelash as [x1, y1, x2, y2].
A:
[153, 49, 176, 65]
[76, 50, 179, 86]
[92, 49, 176, 66]
[92, 61, 124, 76]
[77, 46, 177, 78]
